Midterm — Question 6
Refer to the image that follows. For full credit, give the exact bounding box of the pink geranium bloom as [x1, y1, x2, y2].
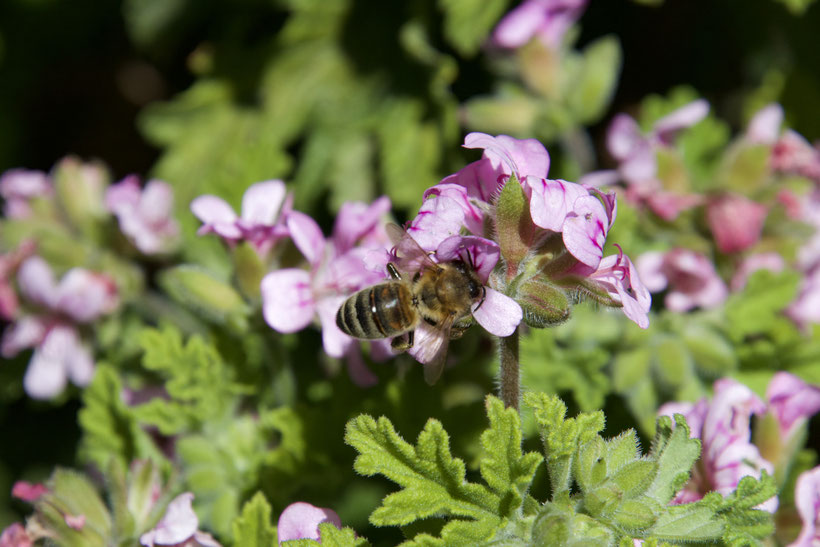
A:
[789, 466, 820, 547]
[788, 268, 820, 328]
[637, 249, 727, 312]
[0, 523, 33, 547]
[0, 256, 116, 399]
[582, 100, 709, 220]
[105, 176, 180, 254]
[766, 372, 820, 442]
[745, 103, 784, 145]
[140, 493, 220, 547]
[261, 199, 393, 386]
[190, 180, 292, 254]
[772, 130, 820, 184]
[659, 379, 777, 511]
[491, 0, 588, 49]
[277, 502, 342, 544]
[0, 168, 52, 218]
[706, 194, 768, 254]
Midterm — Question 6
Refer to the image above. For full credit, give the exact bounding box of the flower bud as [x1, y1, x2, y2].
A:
[494, 174, 535, 276]
[516, 275, 571, 328]
[159, 266, 250, 330]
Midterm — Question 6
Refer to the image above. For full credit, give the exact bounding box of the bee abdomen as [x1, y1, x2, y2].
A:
[336, 282, 415, 339]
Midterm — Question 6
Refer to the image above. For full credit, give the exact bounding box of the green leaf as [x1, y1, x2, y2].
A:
[644, 415, 701, 505]
[158, 265, 250, 331]
[438, 0, 509, 56]
[568, 35, 622, 124]
[725, 270, 800, 342]
[78, 365, 161, 471]
[34, 469, 113, 547]
[232, 492, 277, 547]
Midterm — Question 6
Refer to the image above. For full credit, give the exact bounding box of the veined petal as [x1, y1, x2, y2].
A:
[464, 132, 550, 181]
[240, 180, 287, 225]
[287, 211, 326, 266]
[190, 195, 241, 239]
[472, 288, 522, 336]
[766, 372, 820, 437]
[406, 195, 466, 252]
[562, 195, 608, 268]
[423, 184, 485, 236]
[529, 178, 588, 232]
[790, 466, 820, 547]
[435, 235, 500, 283]
[261, 269, 315, 333]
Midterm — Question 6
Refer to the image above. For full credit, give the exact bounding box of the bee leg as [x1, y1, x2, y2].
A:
[386, 263, 402, 280]
[449, 327, 467, 340]
[391, 330, 414, 351]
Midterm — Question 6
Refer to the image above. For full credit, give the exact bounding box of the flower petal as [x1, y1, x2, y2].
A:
[240, 180, 287, 225]
[261, 269, 315, 333]
[435, 235, 500, 283]
[746, 103, 783, 145]
[17, 256, 58, 308]
[140, 493, 199, 546]
[406, 195, 466, 252]
[528, 178, 588, 232]
[653, 99, 709, 145]
[790, 466, 820, 547]
[471, 288, 522, 336]
[190, 195, 238, 228]
[766, 372, 820, 437]
[316, 295, 353, 359]
[464, 132, 550, 181]
[277, 502, 342, 543]
[286, 211, 326, 266]
[332, 196, 391, 253]
[23, 331, 70, 400]
[1, 316, 46, 358]
[55, 269, 117, 322]
[562, 195, 608, 268]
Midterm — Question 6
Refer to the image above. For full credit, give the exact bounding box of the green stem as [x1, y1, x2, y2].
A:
[498, 327, 520, 411]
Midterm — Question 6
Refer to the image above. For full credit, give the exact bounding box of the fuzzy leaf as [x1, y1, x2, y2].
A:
[646, 503, 724, 540]
[644, 415, 701, 505]
[232, 492, 277, 547]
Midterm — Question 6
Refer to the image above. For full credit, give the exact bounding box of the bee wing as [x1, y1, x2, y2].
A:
[412, 317, 454, 385]
[386, 223, 439, 274]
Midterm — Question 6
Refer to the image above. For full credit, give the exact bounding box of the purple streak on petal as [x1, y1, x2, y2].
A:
[277, 502, 342, 543]
[562, 195, 608, 269]
[435, 235, 500, 284]
[423, 184, 485, 236]
[529, 178, 588, 232]
[190, 195, 241, 238]
[261, 269, 315, 333]
[471, 288, 522, 336]
[790, 466, 820, 547]
[746, 104, 783, 145]
[440, 159, 503, 203]
[406, 195, 466, 252]
[464, 132, 550, 181]
[766, 372, 820, 437]
[286, 211, 326, 266]
[17, 256, 58, 308]
[653, 99, 709, 145]
[240, 180, 287, 225]
[587, 250, 651, 328]
[139, 493, 199, 546]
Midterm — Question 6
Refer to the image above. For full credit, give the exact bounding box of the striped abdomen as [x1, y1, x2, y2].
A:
[336, 282, 416, 339]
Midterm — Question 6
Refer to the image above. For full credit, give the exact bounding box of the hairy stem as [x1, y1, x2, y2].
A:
[498, 327, 520, 411]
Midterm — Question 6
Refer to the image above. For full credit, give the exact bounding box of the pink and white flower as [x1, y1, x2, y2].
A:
[637, 249, 727, 312]
[491, 0, 588, 49]
[789, 466, 820, 547]
[106, 176, 180, 254]
[191, 180, 292, 254]
[0, 168, 52, 219]
[261, 198, 393, 386]
[772, 130, 820, 184]
[706, 194, 768, 254]
[659, 378, 776, 511]
[277, 502, 342, 544]
[140, 493, 220, 547]
[0, 256, 117, 399]
[766, 372, 820, 443]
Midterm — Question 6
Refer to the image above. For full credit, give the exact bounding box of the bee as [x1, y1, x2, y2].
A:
[335, 224, 486, 384]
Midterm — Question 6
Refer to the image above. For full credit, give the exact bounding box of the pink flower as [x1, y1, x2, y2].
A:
[277, 502, 342, 544]
[766, 372, 820, 441]
[659, 378, 776, 511]
[0, 241, 35, 321]
[569, 246, 651, 329]
[745, 103, 783, 145]
[261, 199, 393, 386]
[190, 180, 292, 254]
[11, 481, 48, 502]
[105, 176, 180, 254]
[729, 252, 785, 292]
[637, 249, 727, 312]
[706, 194, 768, 254]
[140, 493, 221, 547]
[772, 130, 820, 184]
[0, 523, 33, 547]
[0, 257, 116, 399]
[491, 0, 588, 49]
[582, 100, 709, 220]
[789, 466, 820, 547]
[788, 268, 820, 328]
[0, 168, 52, 218]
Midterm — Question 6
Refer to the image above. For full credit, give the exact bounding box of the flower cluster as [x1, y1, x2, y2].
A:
[659, 372, 820, 523]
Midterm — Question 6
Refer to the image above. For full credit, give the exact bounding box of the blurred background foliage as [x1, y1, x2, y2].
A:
[1, 0, 820, 543]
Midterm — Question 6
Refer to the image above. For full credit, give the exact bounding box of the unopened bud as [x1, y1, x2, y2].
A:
[159, 265, 249, 330]
[517, 276, 571, 328]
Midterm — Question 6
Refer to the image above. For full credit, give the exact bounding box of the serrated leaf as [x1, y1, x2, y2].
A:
[605, 431, 641, 475]
[316, 522, 370, 546]
[34, 469, 113, 547]
[345, 415, 498, 527]
[232, 492, 277, 547]
[479, 397, 542, 517]
[647, 503, 724, 540]
[608, 460, 658, 499]
[644, 415, 701, 505]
